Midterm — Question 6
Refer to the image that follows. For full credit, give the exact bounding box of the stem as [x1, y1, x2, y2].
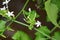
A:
[34, 28, 56, 40]
[15, 0, 29, 19]
[34, 28, 51, 38]
[50, 26, 60, 33]
[50, 27, 57, 33]
[13, 20, 29, 27]
[7, 0, 29, 27]
[13, 20, 56, 40]
[1, 35, 6, 38]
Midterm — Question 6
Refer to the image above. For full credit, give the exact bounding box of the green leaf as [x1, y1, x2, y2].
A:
[12, 31, 32, 40]
[52, 32, 60, 40]
[0, 10, 14, 20]
[51, 0, 60, 11]
[23, 10, 39, 21]
[35, 35, 47, 40]
[23, 10, 39, 30]
[0, 10, 7, 17]
[0, 20, 6, 31]
[58, 21, 60, 26]
[35, 26, 50, 35]
[46, 16, 51, 22]
[35, 36, 47, 40]
[35, 26, 50, 40]
[45, 0, 59, 26]
[0, 20, 6, 37]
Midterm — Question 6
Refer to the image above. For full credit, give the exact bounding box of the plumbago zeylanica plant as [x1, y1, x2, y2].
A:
[0, 0, 60, 40]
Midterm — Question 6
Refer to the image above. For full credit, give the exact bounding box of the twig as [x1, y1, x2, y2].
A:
[7, 0, 29, 27]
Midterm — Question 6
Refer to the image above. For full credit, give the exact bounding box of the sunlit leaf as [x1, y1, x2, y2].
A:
[45, 0, 59, 26]
[35, 26, 50, 40]
[0, 20, 6, 31]
[35, 36, 47, 40]
[0, 20, 6, 37]
[12, 31, 32, 40]
[0, 10, 7, 17]
[0, 10, 14, 20]
[52, 32, 60, 40]
[46, 16, 50, 22]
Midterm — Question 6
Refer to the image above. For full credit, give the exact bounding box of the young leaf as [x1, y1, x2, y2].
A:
[0, 10, 7, 17]
[35, 26, 50, 40]
[12, 31, 32, 40]
[52, 32, 60, 40]
[45, 0, 59, 26]
[0, 10, 15, 20]
[23, 10, 39, 30]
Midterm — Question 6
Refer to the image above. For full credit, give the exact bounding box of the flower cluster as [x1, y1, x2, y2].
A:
[28, 8, 41, 27]
[0, 0, 14, 17]
[3, 0, 10, 9]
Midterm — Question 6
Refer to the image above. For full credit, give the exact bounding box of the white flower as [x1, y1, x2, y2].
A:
[6, 11, 14, 17]
[0, 6, 6, 10]
[28, 8, 31, 12]
[35, 20, 41, 27]
[3, 0, 10, 5]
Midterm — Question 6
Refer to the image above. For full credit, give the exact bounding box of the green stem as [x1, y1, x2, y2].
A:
[34, 28, 51, 38]
[15, 0, 29, 19]
[13, 20, 56, 40]
[7, 0, 29, 27]
[34, 28, 56, 40]
[13, 20, 29, 27]
[50, 27, 57, 33]
[1, 35, 6, 38]
[50, 26, 60, 33]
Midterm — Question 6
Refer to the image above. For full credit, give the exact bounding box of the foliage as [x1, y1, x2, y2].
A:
[0, 10, 14, 20]
[0, 10, 7, 17]
[23, 10, 39, 30]
[35, 26, 50, 40]
[51, 0, 60, 11]
[52, 32, 60, 40]
[12, 31, 31, 40]
[45, 0, 59, 26]
[0, 20, 6, 36]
